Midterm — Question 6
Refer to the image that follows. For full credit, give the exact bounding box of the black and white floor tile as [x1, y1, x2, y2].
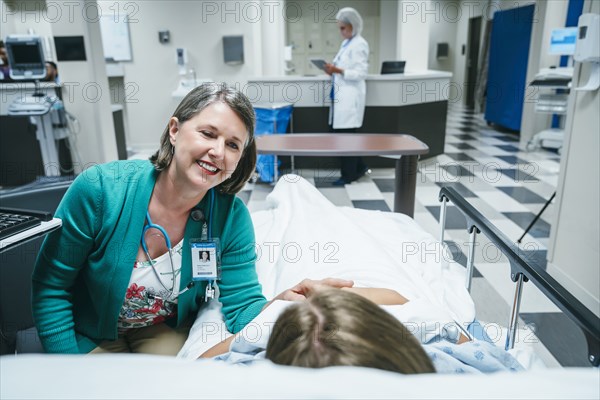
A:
[238, 104, 588, 368]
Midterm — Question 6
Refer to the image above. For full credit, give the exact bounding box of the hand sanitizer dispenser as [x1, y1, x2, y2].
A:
[574, 13, 600, 91]
[176, 48, 187, 75]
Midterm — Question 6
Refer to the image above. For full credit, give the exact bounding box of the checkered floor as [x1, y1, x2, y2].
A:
[240, 104, 587, 368]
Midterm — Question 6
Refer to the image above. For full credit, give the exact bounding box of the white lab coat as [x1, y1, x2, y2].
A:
[329, 35, 369, 129]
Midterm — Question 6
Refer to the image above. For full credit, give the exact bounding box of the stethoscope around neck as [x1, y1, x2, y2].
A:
[140, 189, 215, 300]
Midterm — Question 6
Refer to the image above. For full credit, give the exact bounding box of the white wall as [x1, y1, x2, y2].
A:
[547, 0, 600, 316]
[52, 1, 117, 166]
[0, 2, 16, 39]
[427, 1, 459, 73]
[260, 4, 286, 77]
[379, 0, 398, 63]
[119, 1, 274, 150]
[115, 1, 290, 151]
[396, 0, 430, 71]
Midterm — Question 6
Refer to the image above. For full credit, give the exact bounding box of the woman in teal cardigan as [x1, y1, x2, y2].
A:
[32, 83, 351, 354]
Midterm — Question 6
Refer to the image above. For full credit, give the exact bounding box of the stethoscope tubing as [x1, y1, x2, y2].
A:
[139, 189, 215, 299]
[141, 212, 172, 254]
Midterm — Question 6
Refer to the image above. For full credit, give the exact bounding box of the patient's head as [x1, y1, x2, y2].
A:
[45, 61, 59, 82]
[265, 289, 435, 374]
[0, 41, 8, 66]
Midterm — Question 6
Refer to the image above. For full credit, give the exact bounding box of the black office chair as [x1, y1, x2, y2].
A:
[381, 61, 406, 74]
[0, 180, 72, 354]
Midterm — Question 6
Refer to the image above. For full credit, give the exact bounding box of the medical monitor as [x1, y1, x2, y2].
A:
[549, 27, 578, 55]
[5, 35, 47, 80]
[381, 61, 406, 74]
[54, 36, 87, 61]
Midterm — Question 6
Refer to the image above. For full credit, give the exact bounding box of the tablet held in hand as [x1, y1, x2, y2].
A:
[310, 59, 327, 71]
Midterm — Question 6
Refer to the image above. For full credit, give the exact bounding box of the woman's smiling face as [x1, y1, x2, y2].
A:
[168, 102, 248, 193]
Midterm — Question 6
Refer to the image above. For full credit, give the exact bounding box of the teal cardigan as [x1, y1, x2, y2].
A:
[32, 160, 267, 353]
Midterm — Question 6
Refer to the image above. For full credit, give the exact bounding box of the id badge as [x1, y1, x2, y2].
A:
[190, 239, 221, 281]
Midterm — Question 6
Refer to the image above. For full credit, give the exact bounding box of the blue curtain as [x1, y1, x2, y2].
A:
[485, 4, 535, 131]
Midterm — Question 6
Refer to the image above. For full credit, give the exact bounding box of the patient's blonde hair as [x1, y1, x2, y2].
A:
[266, 289, 435, 374]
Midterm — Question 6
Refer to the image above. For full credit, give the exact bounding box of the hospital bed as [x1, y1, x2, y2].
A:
[1, 175, 598, 399]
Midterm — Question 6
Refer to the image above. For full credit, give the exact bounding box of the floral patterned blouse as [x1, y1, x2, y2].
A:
[117, 240, 183, 331]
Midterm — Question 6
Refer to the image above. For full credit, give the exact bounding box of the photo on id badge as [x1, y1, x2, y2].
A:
[199, 251, 211, 263]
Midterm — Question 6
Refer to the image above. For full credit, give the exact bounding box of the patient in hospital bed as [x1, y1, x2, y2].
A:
[265, 288, 523, 374]
[201, 287, 435, 374]
[185, 284, 523, 374]
[178, 176, 525, 373]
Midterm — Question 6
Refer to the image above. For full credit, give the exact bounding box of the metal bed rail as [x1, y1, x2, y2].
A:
[438, 186, 599, 367]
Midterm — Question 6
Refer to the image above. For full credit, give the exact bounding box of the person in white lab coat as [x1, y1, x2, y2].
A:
[324, 7, 370, 186]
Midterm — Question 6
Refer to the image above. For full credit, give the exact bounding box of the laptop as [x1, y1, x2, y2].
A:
[381, 61, 406, 74]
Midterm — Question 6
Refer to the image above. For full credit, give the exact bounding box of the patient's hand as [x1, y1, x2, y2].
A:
[341, 287, 409, 305]
[272, 278, 354, 302]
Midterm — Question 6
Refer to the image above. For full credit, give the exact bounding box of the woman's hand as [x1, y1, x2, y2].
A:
[272, 278, 354, 302]
[324, 63, 342, 76]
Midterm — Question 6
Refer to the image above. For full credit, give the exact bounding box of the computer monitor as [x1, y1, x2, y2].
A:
[5, 35, 47, 80]
[381, 61, 406, 74]
[549, 27, 578, 55]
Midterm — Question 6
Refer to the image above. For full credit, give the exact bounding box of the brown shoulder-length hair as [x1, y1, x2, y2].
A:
[266, 289, 436, 374]
[150, 82, 256, 194]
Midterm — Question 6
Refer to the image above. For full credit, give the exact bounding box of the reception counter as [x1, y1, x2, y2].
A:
[247, 71, 451, 166]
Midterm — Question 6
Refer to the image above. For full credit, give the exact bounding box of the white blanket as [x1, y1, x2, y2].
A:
[179, 175, 476, 359]
[3, 355, 598, 399]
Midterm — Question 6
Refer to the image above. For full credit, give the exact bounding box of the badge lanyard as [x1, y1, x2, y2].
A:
[189, 189, 221, 301]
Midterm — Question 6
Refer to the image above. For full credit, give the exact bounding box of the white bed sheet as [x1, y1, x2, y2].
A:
[252, 175, 473, 317]
[2, 354, 598, 399]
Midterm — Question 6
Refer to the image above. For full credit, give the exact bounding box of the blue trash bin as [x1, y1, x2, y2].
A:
[254, 103, 293, 183]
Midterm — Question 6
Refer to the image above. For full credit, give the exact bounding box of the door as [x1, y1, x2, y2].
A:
[465, 16, 482, 108]
[485, 4, 535, 131]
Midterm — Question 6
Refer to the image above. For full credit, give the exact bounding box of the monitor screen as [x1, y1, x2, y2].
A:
[54, 36, 87, 61]
[11, 44, 42, 64]
[5, 35, 47, 80]
[381, 61, 406, 74]
[549, 27, 578, 55]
